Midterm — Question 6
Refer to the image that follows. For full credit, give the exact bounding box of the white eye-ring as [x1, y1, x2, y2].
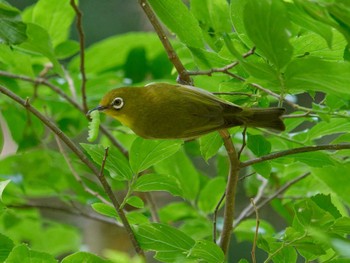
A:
[111, 97, 124, 109]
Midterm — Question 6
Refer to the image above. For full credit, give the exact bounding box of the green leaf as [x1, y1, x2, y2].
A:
[0, 179, 11, 202]
[159, 202, 198, 223]
[189, 47, 231, 69]
[154, 150, 200, 200]
[126, 196, 144, 209]
[252, 162, 272, 178]
[124, 47, 148, 83]
[285, 57, 350, 96]
[312, 163, 350, 206]
[91, 203, 118, 219]
[0, 1, 27, 45]
[286, 2, 333, 47]
[243, 0, 293, 69]
[289, 152, 334, 167]
[5, 244, 56, 263]
[29, 0, 76, 46]
[134, 223, 195, 262]
[62, 252, 109, 263]
[69, 33, 163, 74]
[81, 143, 133, 181]
[311, 194, 342, 219]
[133, 173, 182, 196]
[199, 132, 223, 161]
[148, 0, 204, 48]
[18, 23, 63, 75]
[230, 0, 253, 47]
[270, 246, 298, 263]
[247, 133, 271, 157]
[0, 233, 14, 262]
[129, 137, 182, 174]
[188, 240, 224, 263]
[293, 199, 335, 228]
[235, 219, 275, 242]
[54, 40, 80, 59]
[0, 44, 34, 75]
[307, 118, 350, 141]
[198, 177, 226, 214]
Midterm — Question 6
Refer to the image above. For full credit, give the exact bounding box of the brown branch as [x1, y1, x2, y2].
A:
[0, 85, 144, 257]
[250, 198, 259, 263]
[187, 47, 256, 76]
[54, 134, 111, 205]
[218, 129, 240, 255]
[240, 144, 350, 168]
[70, 0, 88, 113]
[213, 192, 225, 244]
[0, 70, 128, 156]
[233, 172, 311, 228]
[9, 203, 120, 226]
[138, 0, 192, 85]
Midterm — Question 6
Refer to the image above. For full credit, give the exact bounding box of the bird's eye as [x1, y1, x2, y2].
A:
[111, 97, 124, 110]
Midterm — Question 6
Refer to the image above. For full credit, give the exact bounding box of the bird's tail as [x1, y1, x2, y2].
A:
[238, 107, 286, 131]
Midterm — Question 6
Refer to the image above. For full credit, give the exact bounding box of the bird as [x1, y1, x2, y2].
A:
[88, 83, 285, 139]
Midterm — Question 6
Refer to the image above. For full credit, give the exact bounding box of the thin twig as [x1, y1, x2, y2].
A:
[218, 129, 240, 255]
[250, 198, 259, 263]
[240, 144, 350, 168]
[237, 126, 247, 160]
[213, 192, 226, 244]
[144, 192, 160, 223]
[188, 47, 256, 77]
[70, 0, 88, 113]
[138, 0, 192, 85]
[0, 70, 128, 156]
[54, 135, 111, 205]
[0, 85, 144, 257]
[233, 172, 311, 228]
[9, 203, 121, 226]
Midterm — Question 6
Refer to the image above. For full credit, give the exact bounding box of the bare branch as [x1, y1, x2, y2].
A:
[0, 85, 144, 257]
[9, 203, 121, 226]
[241, 144, 350, 168]
[138, 0, 192, 85]
[213, 192, 225, 244]
[0, 70, 128, 156]
[188, 47, 256, 77]
[70, 0, 88, 113]
[218, 129, 240, 255]
[233, 172, 311, 228]
[250, 198, 259, 263]
[54, 135, 111, 205]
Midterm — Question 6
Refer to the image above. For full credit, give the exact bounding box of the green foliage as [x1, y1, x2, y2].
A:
[1, 0, 350, 262]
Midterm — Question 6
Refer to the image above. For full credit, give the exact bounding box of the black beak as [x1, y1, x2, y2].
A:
[87, 105, 107, 116]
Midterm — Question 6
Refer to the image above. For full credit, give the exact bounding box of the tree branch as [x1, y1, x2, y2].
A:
[218, 129, 240, 255]
[0, 85, 144, 257]
[70, 0, 88, 113]
[9, 202, 121, 226]
[0, 70, 128, 156]
[250, 198, 259, 263]
[233, 172, 311, 228]
[138, 0, 192, 85]
[187, 47, 256, 76]
[240, 144, 350, 168]
[54, 134, 111, 205]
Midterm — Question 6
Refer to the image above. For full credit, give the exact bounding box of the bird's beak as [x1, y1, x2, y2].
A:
[87, 105, 107, 116]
